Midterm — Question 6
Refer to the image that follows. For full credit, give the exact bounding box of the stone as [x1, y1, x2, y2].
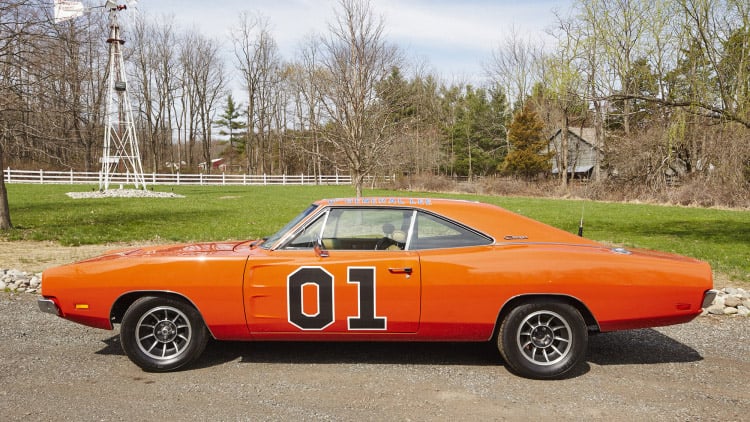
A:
[737, 306, 750, 317]
[724, 287, 738, 295]
[29, 277, 40, 288]
[742, 299, 750, 309]
[724, 296, 742, 308]
[0, 281, 6, 290]
[723, 307, 739, 315]
[711, 295, 725, 307]
[706, 304, 726, 315]
[7, 269, 25, 278]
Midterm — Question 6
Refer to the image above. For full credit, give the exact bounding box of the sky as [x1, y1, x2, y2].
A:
[127, 0, 572, 87]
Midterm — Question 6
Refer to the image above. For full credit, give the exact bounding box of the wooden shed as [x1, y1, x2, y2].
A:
[548, 128, 602, 180]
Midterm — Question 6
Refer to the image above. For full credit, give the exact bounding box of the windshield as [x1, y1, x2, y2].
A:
[260, 204, 319, 249]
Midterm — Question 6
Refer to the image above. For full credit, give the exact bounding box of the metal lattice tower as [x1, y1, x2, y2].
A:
[100, 5, 146, 190]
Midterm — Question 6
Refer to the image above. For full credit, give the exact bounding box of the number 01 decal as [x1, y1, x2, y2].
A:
[287, 266, 387, 331]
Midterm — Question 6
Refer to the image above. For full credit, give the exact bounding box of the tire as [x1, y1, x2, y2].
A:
[497, 302, 587, 379]
[120, 296, 209, 372]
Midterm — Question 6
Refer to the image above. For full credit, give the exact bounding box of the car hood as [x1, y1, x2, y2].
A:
[78, 240, 260, 263]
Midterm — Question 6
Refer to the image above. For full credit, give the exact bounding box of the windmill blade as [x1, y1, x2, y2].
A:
[53, 0, 86, 24]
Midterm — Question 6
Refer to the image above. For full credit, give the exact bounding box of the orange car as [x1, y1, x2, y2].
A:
[38, 197, 715, 379]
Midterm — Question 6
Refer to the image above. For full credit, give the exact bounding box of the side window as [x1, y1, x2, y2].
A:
[411, 212, 492, 250]
[284, 213, 327, 249]
[284, 208, 412, 251]
[323, 208, 412, 250]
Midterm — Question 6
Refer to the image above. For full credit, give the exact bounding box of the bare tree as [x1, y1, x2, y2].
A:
[315, 0, 403, 197]
[130, 14, 179, 172]
[0, 0, 50, 229]
[486, 27, 542, 109]
[232, 12, 283, 174]
[178, 30, 226, 172]
[289, 35, 327, 180]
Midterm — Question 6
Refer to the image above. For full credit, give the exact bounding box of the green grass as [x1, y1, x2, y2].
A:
[3, 184, 749, 282]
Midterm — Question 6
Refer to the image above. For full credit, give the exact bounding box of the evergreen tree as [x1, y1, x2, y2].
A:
[502, 103, 551, 179]
[444, 85, 508, 178]
[214, 94, 247, 151]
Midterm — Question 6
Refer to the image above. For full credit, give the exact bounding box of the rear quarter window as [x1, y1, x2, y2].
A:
[410, 211, 492, 250]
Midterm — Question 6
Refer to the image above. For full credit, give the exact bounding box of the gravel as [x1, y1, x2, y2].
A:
[1, 292, 748, 421]
[66, 189, 185, 199]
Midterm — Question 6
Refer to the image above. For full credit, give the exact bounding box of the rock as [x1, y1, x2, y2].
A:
[712, 295, 726, 307]
[0, 281, 6, 290]
[742, 300, 750, 309]
[724, 296, 742, 308]
[7, 269, 25, 278]
[706, 304, 726, 315]
[723, 307, 739, 315]
[737, 306, 750, 317]
[723, 287, 739, 295]
[29, 277, 40, 288]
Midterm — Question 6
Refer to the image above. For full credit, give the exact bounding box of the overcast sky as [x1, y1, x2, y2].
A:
[133, 0, 572, 87]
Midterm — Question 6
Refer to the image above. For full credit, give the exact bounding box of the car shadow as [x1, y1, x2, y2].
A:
[587, 328, 703, 365]
[96, 327, 701, 376]
[200, 341, 503, 368]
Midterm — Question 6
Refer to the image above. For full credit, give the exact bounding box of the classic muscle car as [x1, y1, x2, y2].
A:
[38, 197, 715, 379]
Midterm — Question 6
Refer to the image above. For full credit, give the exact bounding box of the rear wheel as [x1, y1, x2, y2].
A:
[120, 296, 208, 372]
[498, 302, 587, 379]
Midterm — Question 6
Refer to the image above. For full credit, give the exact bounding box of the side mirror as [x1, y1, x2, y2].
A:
[314, 238, 329, 258]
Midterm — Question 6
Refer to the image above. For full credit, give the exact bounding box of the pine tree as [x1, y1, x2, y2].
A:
[214, 94, 247, 151]
[502, 103, 551, 179]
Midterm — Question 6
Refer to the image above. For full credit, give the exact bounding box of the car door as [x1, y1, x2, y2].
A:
[243, 207, 421, 336]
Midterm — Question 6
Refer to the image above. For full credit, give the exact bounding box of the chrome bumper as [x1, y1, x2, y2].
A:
[37, 298, 61, 316]
[701, 289, 718, 309]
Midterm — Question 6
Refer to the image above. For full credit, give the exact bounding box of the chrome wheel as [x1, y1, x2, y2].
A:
[498, 302, 587, 379]
[516, 310, 572, 366]
[120, 296, 209, 372]
[136, 306, 192, 361]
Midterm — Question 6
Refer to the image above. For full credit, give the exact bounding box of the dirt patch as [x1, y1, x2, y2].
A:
[0, 241, 148, 273]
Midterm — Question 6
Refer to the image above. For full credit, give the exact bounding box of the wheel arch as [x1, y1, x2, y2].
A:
[493, 294, 600, 339]
[110, 291, 215, 339]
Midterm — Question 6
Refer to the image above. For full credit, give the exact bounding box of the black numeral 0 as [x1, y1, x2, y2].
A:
[287, 267, 335, 330]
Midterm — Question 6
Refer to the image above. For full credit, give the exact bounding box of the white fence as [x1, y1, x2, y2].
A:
[2, 168, 383, 186]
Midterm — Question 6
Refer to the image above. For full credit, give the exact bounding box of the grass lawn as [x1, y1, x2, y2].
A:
[3, 183, 749, 282]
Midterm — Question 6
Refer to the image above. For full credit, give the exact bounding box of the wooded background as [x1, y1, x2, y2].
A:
[1, 0, 748, 206]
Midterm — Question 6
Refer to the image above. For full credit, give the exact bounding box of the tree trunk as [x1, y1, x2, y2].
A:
[560, 113, 569, 189]
[0, 145, 12, 230]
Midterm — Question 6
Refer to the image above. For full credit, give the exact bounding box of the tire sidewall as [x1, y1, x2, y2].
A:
[499, 302, 587, 379]
[120, 296, 208, 372]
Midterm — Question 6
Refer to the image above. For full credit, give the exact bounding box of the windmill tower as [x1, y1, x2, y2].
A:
[99, 1, 146, 190]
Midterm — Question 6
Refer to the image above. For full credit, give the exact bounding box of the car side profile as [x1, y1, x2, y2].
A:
[38, 197, 715, 379]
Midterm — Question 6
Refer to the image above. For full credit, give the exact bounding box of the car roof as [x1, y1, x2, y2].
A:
[315, 197, 601, 245]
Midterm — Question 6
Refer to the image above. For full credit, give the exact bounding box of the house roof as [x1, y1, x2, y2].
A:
[550, 127, 601, 151]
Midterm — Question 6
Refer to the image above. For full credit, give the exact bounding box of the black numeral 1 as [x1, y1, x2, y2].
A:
[347, 267, 387, 330]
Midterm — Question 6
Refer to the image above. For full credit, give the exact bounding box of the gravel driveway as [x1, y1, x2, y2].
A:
[1, 293, 747, 421]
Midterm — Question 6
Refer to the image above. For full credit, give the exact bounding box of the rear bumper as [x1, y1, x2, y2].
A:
[38, 298, 61, 316]
[702, 289, 718, 309]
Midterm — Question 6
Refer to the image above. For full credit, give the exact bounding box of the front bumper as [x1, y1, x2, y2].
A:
[38, 298, 61, 316]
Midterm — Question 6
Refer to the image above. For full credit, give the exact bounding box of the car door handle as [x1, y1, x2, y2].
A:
[388, 267, 412, 275]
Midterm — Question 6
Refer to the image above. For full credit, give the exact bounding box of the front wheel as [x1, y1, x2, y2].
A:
[497, 302, 587, 379]
[120, 296, 209, 372]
